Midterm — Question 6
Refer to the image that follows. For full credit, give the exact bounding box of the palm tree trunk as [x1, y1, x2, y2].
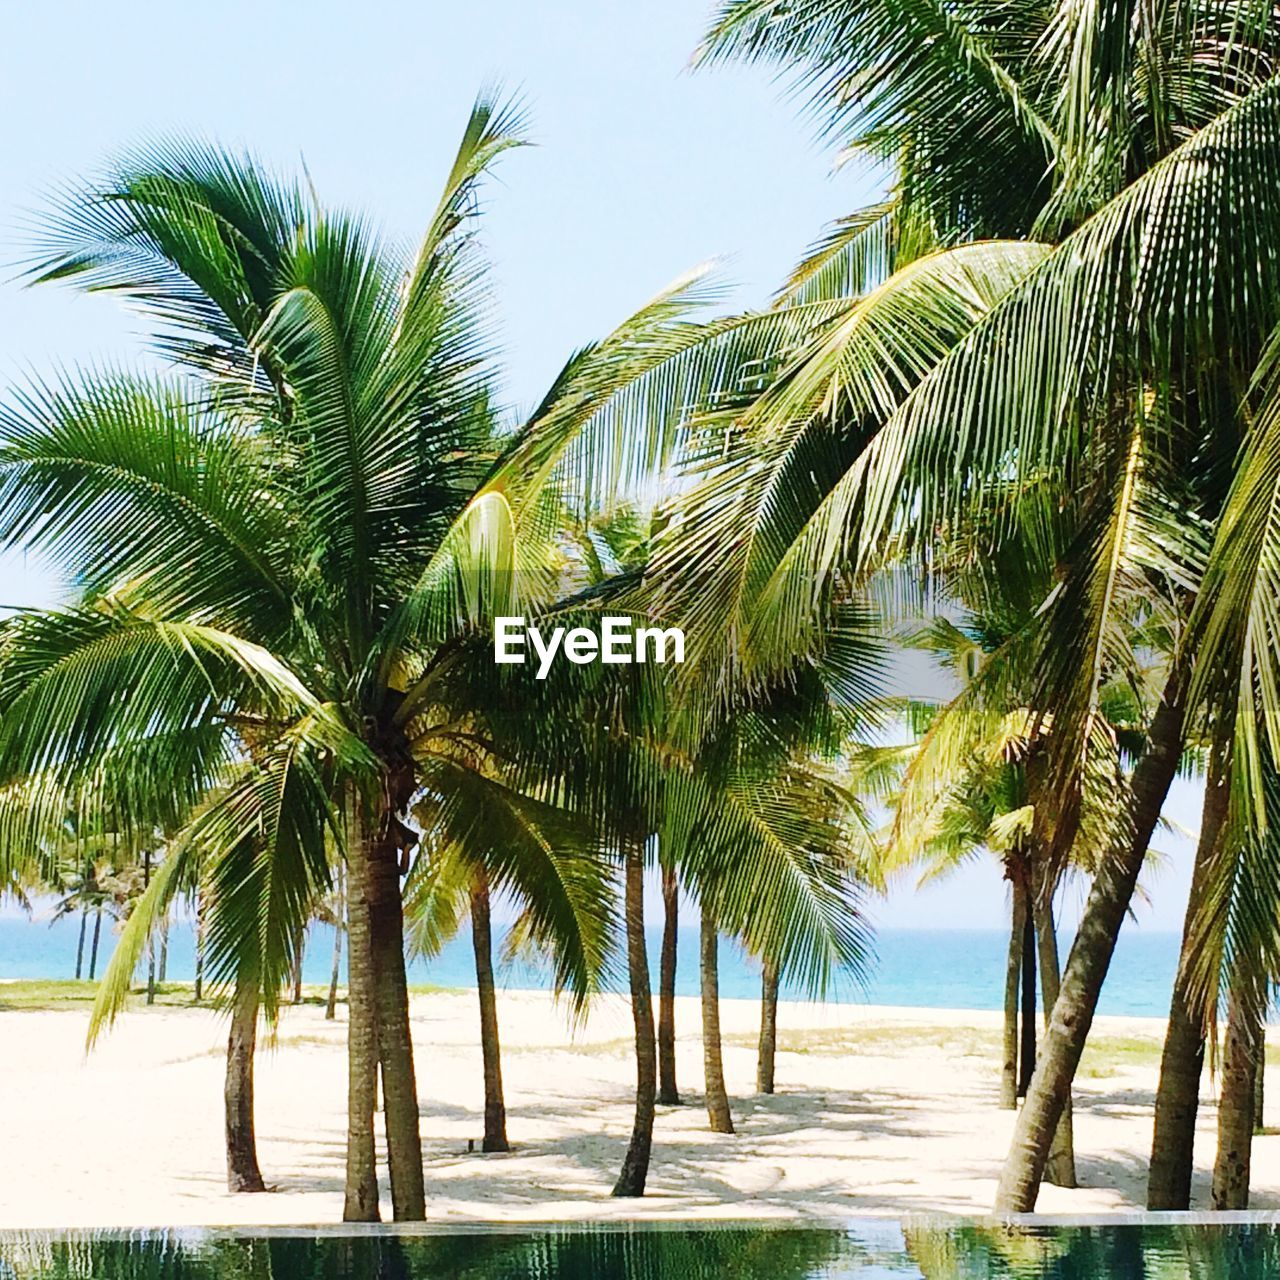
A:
[225, 974, 267, 1193]
[1017, 878, 1036, 1097]
[75, 911, 87, 980]
[470, 872, 510, 1153]
[342, 821, 381, 1222]
[326, 866, 344, 1022]
[144, 850, 156, 1006]
[292, 926, 305, 1004]
[612, 838, 656, 1197]
[1213, 984, 1263, 1209]
[1034, 888, 1076, 1188]
[1148, 750, 1228, 1208]
[1001, 880, 1025, 1110]
[1256, 1052, 1266, 1135]
[365, 809, 426, 1222]
[994, 660, 1189, 1211]
[700, 904, 734, 1134]
[158, 917, 169, 983]
[88, 909, 102, 981]
[657, 866, 680, 1106]
[194, 889, 206, 1003]
[757, 958, 779, 1094]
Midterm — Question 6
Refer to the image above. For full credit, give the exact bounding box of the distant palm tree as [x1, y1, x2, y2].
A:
[755, 955, 780, 1094]
[405, 774, 612, 1154]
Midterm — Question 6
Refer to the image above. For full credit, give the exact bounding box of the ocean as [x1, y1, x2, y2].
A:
[0, 913, 1181, 1018]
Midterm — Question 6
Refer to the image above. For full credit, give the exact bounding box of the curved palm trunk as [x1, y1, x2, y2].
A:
[1034, 890, 1076, 1188]
[1001, 880, 1026, 1110]
[326, 866, 344, 1022]
[365, 813, 426, 1221]
[700, 905, 734, 1134]
[1148, 752, 1228, 1208]
[1017, 882, 1036, 1097]
[342, 826, 381, 1222]
[470, 872, 510, 1152]
[757, 959, 779, 1094]
[612, 839, 656, 1197]
[88, 909, 102, 982]
[1213, 985, 1263, 1209]
[657, 866, 681, 1106]
[995, 662, 1188, 1211]
[225, 974, 267, 1193]
[75, 911, 87, 980]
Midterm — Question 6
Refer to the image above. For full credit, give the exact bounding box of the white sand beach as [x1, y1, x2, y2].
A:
[1, 989, 1274, 1227]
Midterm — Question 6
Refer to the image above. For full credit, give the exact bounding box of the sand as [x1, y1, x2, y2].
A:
[0, 988, 1275, 1227]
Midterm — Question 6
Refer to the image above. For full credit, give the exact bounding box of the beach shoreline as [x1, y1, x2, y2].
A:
[0, 986, 1271, 1228]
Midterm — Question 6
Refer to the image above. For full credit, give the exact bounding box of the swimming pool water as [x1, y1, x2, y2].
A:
[0, 1220, 1277, 1279]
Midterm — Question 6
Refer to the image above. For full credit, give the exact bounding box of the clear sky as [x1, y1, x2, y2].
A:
[0, 1, 1199, 931]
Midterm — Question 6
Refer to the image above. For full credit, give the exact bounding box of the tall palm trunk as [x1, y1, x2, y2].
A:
[194, 889, 206, 1003]
[1017, 880, 1036, 1097]
[326, 865, 344, 1022]
[342, 820, 381, 1222]
[1148, 750, 1229, 1208]
[144, 850, 156, 1006]
[995, 661, 1188, 1211]
[700, 904, 734, 1134]
[1213, 984, 1263, 1209]
[613, 838, 656, 1197]
[225, 974, 266, 1193]
[364, 806, 426, 1221]
[1001, 878, 1026, 1109]
[470, 871, 510, 1152]
[158, 917, 169, 983]
[291, 925, 305, 1004]
[657, 866, 680, 1105]
[1255, 1054, 1266, 1135]
[757, 958, 779, 1094]
[1034, 887, 1076, 1188]
[75, 911, 87, 980]
[88, 908, 102, 981]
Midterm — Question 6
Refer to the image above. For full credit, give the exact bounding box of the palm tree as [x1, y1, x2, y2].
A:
[405, 764, 613, 1155]
[657, 862, 682, 1105]
[698, 902, 734, 1134]
[1212, 965, 1265, 1209]
[693, 0, 1280, 1211]
[755, 956, 780, 1094]
[323, 867, 344, 1020]
[663, 662, 876, 1142]
[502, 503, 880, 1167]
[613, 832, 657, 1196]
[1, 94, 730, 1220]
[49, 851, 111, 980]
[223, 960, 268, 1193]
[476, 588, 876, 1192]
[1147, 742, 1230, 1207]
[1157, 363, 1280, 1210]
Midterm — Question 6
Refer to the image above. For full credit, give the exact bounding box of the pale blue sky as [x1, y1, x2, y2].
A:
[0, 1, 1198, 931]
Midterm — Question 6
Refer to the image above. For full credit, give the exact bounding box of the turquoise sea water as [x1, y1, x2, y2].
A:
[0, 913, 1179, 1017]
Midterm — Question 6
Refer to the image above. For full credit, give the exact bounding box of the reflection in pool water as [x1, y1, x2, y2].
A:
[0, 1221, 1278, 1279]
